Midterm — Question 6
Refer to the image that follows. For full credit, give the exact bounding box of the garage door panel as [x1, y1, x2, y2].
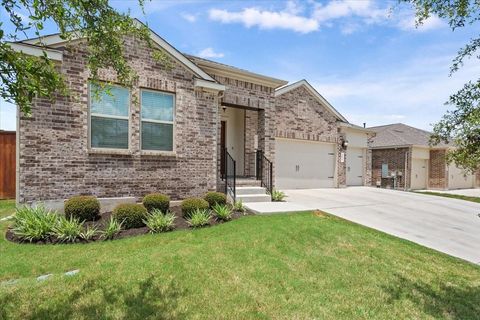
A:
[448, 164, 474, 189]
[411, 158, 427, 190]
[275, 139, 335, 189]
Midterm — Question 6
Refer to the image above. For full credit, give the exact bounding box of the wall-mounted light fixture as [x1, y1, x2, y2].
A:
[341, 138, 349, 149]
[222, 105, 227, 113]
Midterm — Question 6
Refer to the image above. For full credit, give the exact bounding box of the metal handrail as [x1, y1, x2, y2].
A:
[256, 149, 273, 199]
[224, 148, 236, 201]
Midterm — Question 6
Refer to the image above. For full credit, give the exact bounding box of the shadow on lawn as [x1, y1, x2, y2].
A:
[0, 275, 186, 319]
[383, 273, 480, 320]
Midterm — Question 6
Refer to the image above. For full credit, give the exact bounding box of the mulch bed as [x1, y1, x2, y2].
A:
[5, 205, 250, 245]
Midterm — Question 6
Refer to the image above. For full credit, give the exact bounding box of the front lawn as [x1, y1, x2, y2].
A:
[417, 191, 480, 204]
[0, 199, 15, 219]
[1, 203, 479, 319]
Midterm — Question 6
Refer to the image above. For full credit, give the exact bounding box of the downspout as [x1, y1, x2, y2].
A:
[15, 105, 20, 205]
[404, 150, 408, 191]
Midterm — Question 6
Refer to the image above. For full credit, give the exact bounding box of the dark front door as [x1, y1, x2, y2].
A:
[220, 121, 226, 177]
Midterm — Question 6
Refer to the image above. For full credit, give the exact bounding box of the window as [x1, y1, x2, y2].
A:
[89, 83, 129, 149]
[141, 90, 174, 151]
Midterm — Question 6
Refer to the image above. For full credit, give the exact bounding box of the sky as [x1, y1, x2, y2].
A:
[1, 0, 479, 131]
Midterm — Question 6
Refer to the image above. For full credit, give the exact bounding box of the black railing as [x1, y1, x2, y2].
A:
[224, 148, 236, 201]
[256, 149, 273, 198]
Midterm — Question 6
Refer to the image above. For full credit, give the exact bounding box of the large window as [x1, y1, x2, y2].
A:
[141, 90, 175, 151]
[89, 83, 129, 149]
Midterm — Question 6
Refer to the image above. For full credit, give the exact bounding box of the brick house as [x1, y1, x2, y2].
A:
[11, 21, 371, 208]
[369, 123, 479, 190]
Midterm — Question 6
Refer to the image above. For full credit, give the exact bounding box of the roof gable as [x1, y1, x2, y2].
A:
[368, 123, 448, 148]
[275, 79, 348, 122]
[18, 19, 215, 82]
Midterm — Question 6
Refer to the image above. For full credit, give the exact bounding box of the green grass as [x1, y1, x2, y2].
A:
[0, 199, 15, 219]
[416, 191, 480, 203]
[0, 201, 479, 319]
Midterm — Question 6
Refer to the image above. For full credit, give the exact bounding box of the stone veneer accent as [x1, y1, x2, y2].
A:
[19, 37, 219, 203]
[371, 147, 411, 189]
[275, 85, 344, 186]
[428, 149, 448, 189]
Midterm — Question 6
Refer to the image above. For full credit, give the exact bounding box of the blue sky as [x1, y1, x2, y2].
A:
[1, 0, 479, 131]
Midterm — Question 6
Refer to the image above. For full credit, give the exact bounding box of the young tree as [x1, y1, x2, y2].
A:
[403, 0, 480, 171]
[0, 0, 166, 115]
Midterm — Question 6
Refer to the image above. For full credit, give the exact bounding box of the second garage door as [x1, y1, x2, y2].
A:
[411, 158, 428, 190]
[275, 139, 336, 189]
[346, 147, 364, 186]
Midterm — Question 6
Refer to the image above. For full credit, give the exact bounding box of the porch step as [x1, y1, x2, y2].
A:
[237, 186, 267, 195]
[236, 178, 262, 187]
[237, 194, 271, 203]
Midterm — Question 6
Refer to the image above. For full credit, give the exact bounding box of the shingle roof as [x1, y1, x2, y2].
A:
[368, 123, 448, 148]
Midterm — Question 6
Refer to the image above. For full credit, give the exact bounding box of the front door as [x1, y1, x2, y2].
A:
[220, 121, 226, 177]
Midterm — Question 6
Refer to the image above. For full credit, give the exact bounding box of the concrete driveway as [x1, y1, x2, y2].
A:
[284, 187, 480, 264]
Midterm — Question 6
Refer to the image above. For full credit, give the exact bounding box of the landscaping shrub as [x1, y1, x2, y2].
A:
[204, 192, 227, 207]
[186, 208, 211, 228]
[12, 205, 58, 242]
[80, 226, 98, 241]
[181, 198, 209, 217]
[64, 196, 100, 221]
[212, 203, 233, 221]
[142, 193, 170, 213]
[233, 200, 245, 213]
[52, 216, 83, 243]
[272, 189, 287, 202]
[143, 209, 176, 233]
[102, 217, 122, 240]
[112, 203, 147, 229]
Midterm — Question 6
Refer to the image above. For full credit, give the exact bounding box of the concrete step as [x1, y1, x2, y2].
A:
[236, 179, 262, 187]
[236, 186, 267, 195]
[237, 194, 271, 203]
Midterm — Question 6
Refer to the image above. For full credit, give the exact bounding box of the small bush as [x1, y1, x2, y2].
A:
[102, 217, 122, 240]
[272, 189, 287, 202]
[12, 205, 58, 242]
[142, 193, 170, 212]
[186, 208, 211, 228]
[233, 200, 245, 213]
[212, 203, 233, 221]
[204, 192, 227, 207]
[112, 203, 147, 229]
[52, 216, 83, 243]
[181, 198, 209, 218]
[64, 196, 100, 221]
[143, 209, 176, 233]
[80, 226, 98, 241]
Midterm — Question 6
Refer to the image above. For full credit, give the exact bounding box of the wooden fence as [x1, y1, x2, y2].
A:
[0, 131, 16, 199]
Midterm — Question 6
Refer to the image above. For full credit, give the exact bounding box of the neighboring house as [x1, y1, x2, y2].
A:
[369, 123, 479, 190]
[11, 21, 371, 208]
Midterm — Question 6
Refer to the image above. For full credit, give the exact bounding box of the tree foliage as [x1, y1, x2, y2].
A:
[0, 0, 168, 114]
[403, 0, 480, 171]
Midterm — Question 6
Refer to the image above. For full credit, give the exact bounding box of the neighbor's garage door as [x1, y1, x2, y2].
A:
[275, 139, 335, 189]
[346, 147, 364, 186]
[411, 158, 428, 190]
[448, 164, 474, 189]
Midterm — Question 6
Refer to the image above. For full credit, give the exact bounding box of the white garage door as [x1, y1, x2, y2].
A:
[448, 164, 474, 189]
[275, 139, 335, 189]
[346, 147, 364, 186]
[411, 158, 428, 190]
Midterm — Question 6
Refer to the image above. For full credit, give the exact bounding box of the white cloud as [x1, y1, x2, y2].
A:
[196, 47, 225, 59]
[208, 7, 319, 33]
[398, 14, 444, 31]
[181, 13, 197, 23]
[312, 0, 387, 23]
[0, 99, 16, 131]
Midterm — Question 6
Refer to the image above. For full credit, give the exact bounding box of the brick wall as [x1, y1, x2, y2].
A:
[428, 149, 448, 189]
[19, 37, 219, 203]
[371, 147, 411, 189]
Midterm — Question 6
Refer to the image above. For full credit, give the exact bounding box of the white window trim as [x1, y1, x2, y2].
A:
[88, 82, 131, 152]
[140, 88, 176, 154]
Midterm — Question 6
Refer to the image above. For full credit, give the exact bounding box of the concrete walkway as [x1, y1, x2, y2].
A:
[248, 187, 480, 264]
[418, 188, 480, 197]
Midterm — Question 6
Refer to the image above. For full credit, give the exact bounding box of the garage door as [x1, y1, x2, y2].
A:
[448, 164, 474, 189]
[346, 147, 364, 186]
[275, 139, 335, 189]
[411, 158, 427, 190]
